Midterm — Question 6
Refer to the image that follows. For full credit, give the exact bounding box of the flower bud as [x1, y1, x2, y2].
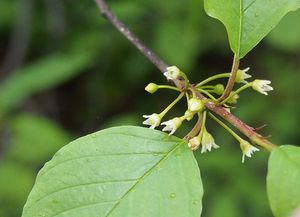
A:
[188, 98, 205, 112]
[188, 136, 201, 151]
[145, 83, 158, 94]
[227, 92, 239, 104]
[184, 110, 195, 121]
[214, 84, 224, 95]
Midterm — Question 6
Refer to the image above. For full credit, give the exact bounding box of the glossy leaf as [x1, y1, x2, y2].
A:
[22, 126, 203, 217]
[204, 0, 300, 58]
[267, 145, 300, 217]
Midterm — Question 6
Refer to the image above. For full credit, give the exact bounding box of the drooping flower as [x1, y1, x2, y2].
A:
[239, 139, 259, 163]
[201, 128, 219, 153]
[161, 117, 184, 135]
[163, 66, 180, 80]
[236, 67, 252, 83]
[188, 98, 205, 112]
[252, 80, 273, 95]
[142, 113, 161, 129]
[188, 136, 201, 151]
[145, 83, 158, 94]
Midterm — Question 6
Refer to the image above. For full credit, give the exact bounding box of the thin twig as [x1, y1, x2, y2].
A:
[94, 0, 168, 73]
[218, 54, 240, 102]
[184, 114, 203, 141]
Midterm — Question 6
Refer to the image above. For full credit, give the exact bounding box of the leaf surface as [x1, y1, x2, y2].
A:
[22, 126, 203, 217]
[204, 0, 300, 57]
[267, 145, 300, 217]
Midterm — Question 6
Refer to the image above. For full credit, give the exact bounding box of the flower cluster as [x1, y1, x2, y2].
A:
[142, 65, 272, 162]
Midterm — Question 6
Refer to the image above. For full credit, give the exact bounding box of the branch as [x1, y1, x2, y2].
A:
[94, 0, 277, 150]
[218, 54, 240, 102]
[94, 0, 168, 73]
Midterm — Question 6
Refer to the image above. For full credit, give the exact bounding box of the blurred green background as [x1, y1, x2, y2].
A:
[0, 0, 299, 216]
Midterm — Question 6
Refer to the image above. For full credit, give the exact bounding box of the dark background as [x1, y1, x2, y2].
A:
[0, 0, 300, 216]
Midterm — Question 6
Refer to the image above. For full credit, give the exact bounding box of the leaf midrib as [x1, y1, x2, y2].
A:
[237, 0, 243, 56]
[105, 141, 185, 217]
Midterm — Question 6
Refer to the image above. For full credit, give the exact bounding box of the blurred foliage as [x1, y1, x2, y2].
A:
[0, 0, 299, 216]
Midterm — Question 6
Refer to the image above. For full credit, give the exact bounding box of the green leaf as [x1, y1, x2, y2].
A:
[267, 145, 300, 217]
[0, 51, 93, 114]
[22, 126, 203, 217]
[204, 0, 300, 58]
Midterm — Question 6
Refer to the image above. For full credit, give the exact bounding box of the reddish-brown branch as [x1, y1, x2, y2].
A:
[95, 0, 168, 73]
[94, 0, 277, 150]
[218, 55, 240, 102]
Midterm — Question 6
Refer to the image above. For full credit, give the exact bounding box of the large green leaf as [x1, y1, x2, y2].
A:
[204, 0, 300, 58]
[0, 51, 93, 114]
[267, 145, 300, 217]
[22, 126, 203, 217]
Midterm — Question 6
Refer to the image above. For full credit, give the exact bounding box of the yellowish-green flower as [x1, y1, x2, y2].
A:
[188, 98, 205, 112]
[184, 110, 195, 121]
[188, 136, 201, 151]
[236, 67, 251, 83]
[145, 83, 158, 94]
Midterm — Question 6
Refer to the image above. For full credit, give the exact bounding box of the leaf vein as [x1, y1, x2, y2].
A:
[104, 141, 185, 217]
[30, 179, 137, 207]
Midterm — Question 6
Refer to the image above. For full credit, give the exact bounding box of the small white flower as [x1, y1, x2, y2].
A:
[142, 113, 161, 129]
[201, 128, 219, 153]
[236, 67, 252, 83]
[164, 66, 180, 80]
[188, 98, 205, 112]
[161, 117, 183, 135]
[188, 136, 201, 151]
[240, 140, 259, 163]
[252, 80, 273, 95]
